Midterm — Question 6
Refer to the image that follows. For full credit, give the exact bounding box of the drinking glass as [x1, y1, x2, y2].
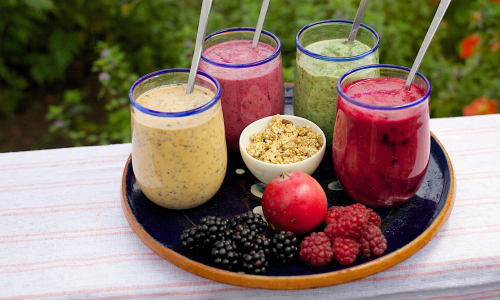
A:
[199, 27, 284, 150]
[129, 69, 227, 210]
[294, 19, 379, 146]
[333, 64, 431, 208]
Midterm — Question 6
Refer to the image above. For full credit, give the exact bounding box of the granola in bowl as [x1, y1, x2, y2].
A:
[246, 114, 324, 164]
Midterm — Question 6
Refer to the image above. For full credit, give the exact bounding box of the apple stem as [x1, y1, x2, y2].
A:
[280, 172, 290, 180]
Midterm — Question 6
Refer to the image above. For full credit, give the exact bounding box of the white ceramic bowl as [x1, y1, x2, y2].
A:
[239, 115, 326, 184]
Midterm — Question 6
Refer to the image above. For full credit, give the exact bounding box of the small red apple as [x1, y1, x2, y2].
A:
[262, 171, 328, 235]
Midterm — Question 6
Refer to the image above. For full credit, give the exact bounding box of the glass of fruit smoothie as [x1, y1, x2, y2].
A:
[129, 69, 227, 210]
[333, 64, 431, 208]
[199, 27, 285, 150]
[294, 20, 380, 146]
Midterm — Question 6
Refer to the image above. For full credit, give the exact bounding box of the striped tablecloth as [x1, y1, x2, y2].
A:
[1, 114, 499, 300]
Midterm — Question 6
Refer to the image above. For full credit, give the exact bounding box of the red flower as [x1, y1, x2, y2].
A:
[459, 33, 482, 59]
[463, 96, 498, 116]
[489, 0, 500, 3]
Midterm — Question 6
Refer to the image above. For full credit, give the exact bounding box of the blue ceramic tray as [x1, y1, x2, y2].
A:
[121, 132, 455, 290]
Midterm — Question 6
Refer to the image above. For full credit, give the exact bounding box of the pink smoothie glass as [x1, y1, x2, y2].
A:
[333, 64, 431, 208]
[199, 27, 285, 150]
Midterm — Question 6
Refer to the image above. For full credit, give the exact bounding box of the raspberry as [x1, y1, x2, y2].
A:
[299, 232, 333, 267]
[347, 203, 367, 213]
[333, 237, 359, 266]
[341, 208, 369, 239]
[363, 224, 387, 256]
[320, 204, 386, 265]
[344, 204, 381, 227]
[358, 236, 371, 258]
[366, 208, 382, 227]
[324, 206, 345, 225]
[324, 220, 345, 239]
[324, 209, 368, 239]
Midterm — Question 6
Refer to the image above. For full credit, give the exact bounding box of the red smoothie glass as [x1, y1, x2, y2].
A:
[333, 64, 431, 208]
[199, 27, 284, 150]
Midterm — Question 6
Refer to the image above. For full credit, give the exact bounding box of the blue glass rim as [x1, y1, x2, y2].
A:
[337, 64, 431, 111]
[200, 27, 282, 68]
[296, 19, 380, 62]
[128, 68, 221, 118]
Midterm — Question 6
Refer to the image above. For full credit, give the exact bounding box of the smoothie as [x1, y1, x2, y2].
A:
[294, 39, 377, 146]
[131, 84, 227, 210]
[199, 39, 284, 150]
[333, 77, 430, 208]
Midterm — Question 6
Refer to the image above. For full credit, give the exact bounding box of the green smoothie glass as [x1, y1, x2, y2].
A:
[294, 19, 380, 146]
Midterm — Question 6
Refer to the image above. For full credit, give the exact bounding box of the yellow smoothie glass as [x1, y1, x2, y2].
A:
[129, 69, 227, 210]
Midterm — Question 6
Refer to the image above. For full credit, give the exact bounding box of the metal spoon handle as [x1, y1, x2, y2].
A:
[186, 0, 213, 94]
[347, 0, 370, 45]
[404, 0, 451, 89]
[252, 0, 271, 48]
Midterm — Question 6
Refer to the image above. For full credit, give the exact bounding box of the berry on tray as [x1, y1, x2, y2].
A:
[270, 231, 299, 264]
[340, 209, 369, 239]
[232, 223, 258, 250]
[332, 236, 359, 266]
[299, 203, 387, 267]
[324, 206, 345, 225]
[180, 227, 199, 252]
[299, 232, 333, 267]
[242, 250, 269, 275]
[358, 236, 372, 258]
[228, 212, 267, 234]
[211, 239, 240, 271]
[363, 224, 388, 256]
[324, 209, 368, 239]
[366, 208, 382, 227]
[253, 233, 271, 256]
[196, 216, 229, 249]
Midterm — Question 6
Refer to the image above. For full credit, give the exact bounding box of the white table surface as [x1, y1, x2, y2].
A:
[0, 113, 499, 300]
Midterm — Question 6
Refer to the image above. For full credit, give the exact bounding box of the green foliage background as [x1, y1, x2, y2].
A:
[0, 0, 499, 147]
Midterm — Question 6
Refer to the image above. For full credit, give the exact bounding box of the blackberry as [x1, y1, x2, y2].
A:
[241, 250, 268, 275]
[195, 216, 229, 249]
[231, 223, 271, 255]
[228, 212, 267, 234]
[180, 226, 199, 252]
[211, 239, 241, 271]
[271, 231, 299, 264]
[231, 224, 257, 250]
[252, 233, 271, 256]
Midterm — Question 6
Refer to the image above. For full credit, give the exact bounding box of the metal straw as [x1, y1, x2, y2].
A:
[186, 0, 213, 94]
[346, 0, 370, 46]
[404, 0, 452, 90]
[252, 0, 271, 48]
